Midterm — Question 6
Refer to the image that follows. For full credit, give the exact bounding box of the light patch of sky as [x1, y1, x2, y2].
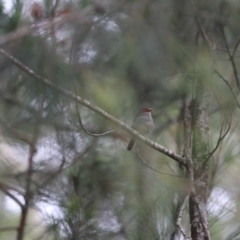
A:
[37, 201, 63, 220]
[93, 16, 121, 33]
[4, 194, 23, 214]
[0, 142, 28, 170]
[5, 193, 63, 221]
[102, 18, 120, 33]
[4, 186, 63, 221]
[0, 134, 62, 171]
[78, 43, 97, 63]
[3, 0, 13, 12]
[0, 128, 84, 218]
[98, 209, 121, 233]
[34, 135, 62, 163]
[208, 186, 236, 220]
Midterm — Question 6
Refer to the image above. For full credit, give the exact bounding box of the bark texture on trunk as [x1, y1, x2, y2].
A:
[187, 90, 210, 240]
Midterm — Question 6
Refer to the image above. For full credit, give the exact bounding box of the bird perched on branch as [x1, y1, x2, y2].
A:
[127, 107, 154, 151]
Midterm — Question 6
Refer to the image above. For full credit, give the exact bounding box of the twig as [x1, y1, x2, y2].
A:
[232, 38, 240, 58]
[220, 26, 240, 89]
[75, 106, 117, 136]
[36, 141, 95, 194]
[194, 16, 215, 50]
[136, 149, 186, 178]
[0, 183, 23, 208]
[214, 69, 240, 109]
[68, 29, 117, 137]
[0, 48, 186, 166]
[189, 0, 215, 51]
[176, 193, 190, 240]
[0, 182, 22, 194]
[205, 117, 231, 163]
[0, 118, 33, 146]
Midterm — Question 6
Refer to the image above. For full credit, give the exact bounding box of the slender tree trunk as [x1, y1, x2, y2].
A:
[188, 90, 210, 240]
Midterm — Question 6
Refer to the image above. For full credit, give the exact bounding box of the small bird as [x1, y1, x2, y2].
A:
[127, 107, 154, 151]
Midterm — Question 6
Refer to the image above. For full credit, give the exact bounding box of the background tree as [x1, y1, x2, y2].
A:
[0, 0, 239, 240]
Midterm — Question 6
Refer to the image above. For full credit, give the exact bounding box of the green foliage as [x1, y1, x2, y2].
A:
[0, 0, 240, 240]
[5, 0, 22, 32]
[79, 0, 92, 8]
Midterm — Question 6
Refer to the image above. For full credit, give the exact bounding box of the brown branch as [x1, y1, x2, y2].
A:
[0, 48, 186, 166]
[16, 96, 45, 240]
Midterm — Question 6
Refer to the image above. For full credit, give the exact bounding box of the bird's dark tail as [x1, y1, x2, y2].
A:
[127, 138, 136, 151]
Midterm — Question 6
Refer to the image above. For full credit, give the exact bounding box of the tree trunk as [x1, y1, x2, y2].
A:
[188, 90, 210, 240]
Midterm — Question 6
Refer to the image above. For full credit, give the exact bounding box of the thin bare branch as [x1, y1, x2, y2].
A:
[136, 149, 185, 178]
[0, 48, 186, 166]
[75, 105, 117, 136]
[214, 69, 240, 109]
[205, 117, 231, 162]
[0, 118, 33, 146]
[194, 17, 215, 50]
[232, 38, 240, 58]
[68, 30, 118, 137]
[176, 193, 190, 240]
[220, 26, 240, 89]
[0, 183, 23, 208]
[36, 141, 96, 194]
[17, 95, 45, 240]
[0, 182, 23, 195]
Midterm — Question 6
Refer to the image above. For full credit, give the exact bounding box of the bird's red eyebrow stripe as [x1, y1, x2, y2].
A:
[142, 108, 152, 112]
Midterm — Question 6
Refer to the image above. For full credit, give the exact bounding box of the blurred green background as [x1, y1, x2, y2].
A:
[0, 0, 240, 239]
